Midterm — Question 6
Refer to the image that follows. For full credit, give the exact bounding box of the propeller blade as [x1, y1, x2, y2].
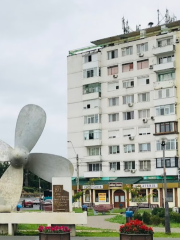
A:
[15, 104, 46, 152]
[0, 165, 23, 210]
[0, 140, 13, 162]
[27, 153, 74, 183]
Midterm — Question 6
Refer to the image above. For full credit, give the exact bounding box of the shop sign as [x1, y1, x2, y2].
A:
[133, 184, 158, 188]
[109, 182, 123, 187]
[82, 185, 103, 189]
[98, 193, 106, 202]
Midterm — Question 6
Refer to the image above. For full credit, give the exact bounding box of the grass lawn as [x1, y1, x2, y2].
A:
[105, 214, 126, 224]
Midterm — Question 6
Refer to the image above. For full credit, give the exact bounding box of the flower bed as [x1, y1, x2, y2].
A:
[38, 225, 70, 240]
[119, 219, 153, 240]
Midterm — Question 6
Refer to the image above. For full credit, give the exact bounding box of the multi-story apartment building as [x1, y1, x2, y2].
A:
[67, 20, 180, 208]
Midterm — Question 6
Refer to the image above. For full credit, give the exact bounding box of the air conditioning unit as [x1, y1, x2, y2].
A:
[113, 74, 118, 78]
[83, 107, 87, 109]
[129, 136, 134, 140]
[128, 103, 133, 107]
[139, 53, 144, 57]
[176, 38, 179, 43]
[151, 116, 155, 120]
[149, 65, 153, 69]
[143, 118, 148, 123]
[124, 169, 130, 172]
[131, 169, 136, 173]
[111, 168, 116, 172]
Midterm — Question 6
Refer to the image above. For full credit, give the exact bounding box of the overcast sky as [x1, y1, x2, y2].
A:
[0, 0, 179, 158]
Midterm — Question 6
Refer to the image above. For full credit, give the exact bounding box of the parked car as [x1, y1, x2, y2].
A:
[22, 199, 33, 208]
[32, 198, 40, 205]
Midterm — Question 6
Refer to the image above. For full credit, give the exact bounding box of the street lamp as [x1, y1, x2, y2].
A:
[67, 141, 80, 207]
[161, 138, 171, 234]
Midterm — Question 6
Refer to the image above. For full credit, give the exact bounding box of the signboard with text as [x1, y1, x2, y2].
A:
[98, 193, 106, 202]
[109, 182, 123, 188]
[82, 185, 103, 189]
[133, 184, 158, 188]
[53, 185, 69, 212]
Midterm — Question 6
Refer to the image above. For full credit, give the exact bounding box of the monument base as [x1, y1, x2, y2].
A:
[0, 212, 87, 236]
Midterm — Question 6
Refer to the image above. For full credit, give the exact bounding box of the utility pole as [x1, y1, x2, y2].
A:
[161, 140, 171, 234]
[76, 154, 80, 208]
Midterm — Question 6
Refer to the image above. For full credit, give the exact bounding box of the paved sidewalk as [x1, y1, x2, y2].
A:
[82, 215, 180, 233]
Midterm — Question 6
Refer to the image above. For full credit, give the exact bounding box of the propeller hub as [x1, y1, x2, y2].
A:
[10, 148, 29, 168]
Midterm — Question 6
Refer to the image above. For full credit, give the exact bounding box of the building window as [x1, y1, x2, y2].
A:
[124, 144, 135, 153]
[110, 162, 120, 171]
[123, 111, 134, 120]
[108, 65, 118, 75]
[154, 88, 174, 99]
[123, 79, 134, 88]
[109, 97, 119, 106]
[84, 114, 100, 124]
[159, 55, 174, 64]
[156, 104, 175, 116]
[155, 122, 177, 134]
[85, 190, 90, 202]
[138, 76, 149, 85]
[153, 189, 158, 202]
[122, 46, 133, 56]
[167, 189, 173, 202]
[157, 38, 173, 47]
[83, 99, 100, 109]
[122, 63, 133, 72]
[89, 163, 102, 172]
[138, 109, 150, 119]
[132, 189, 146, 202]
[137, 42, 148, 53]
[84, 55, 92, 63]
[109, 146, 120, 154]
[83, 83, 101, 94]
[108, 82, 119, 91]
[139, 143, 151, 152]
[108, 130, 119, 138]
[137, 60, 149, 70]
[84, 130, 101, 140]
[139, 160, 151, 171]
[83, 67, 98, 78]
[139, 126, 151, 135]
[124, 161, 135, 170]
[95, 190, 109, 202]
[109, 113, 119, 122]
[156, 157, 178, 168]
[138, 92, 150, 102]
[123, 128, 135, 137]
[156, 139, 177, 151]
[158, 71, 175, 82]
[123, 95, 134, 104]
[108, 50, 118, 59]
[88, 147, 101, 156]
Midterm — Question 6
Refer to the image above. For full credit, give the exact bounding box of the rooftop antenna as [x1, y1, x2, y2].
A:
[122, 17, 130, 34]
[122, 17, 126, 34]
[136, 24, 141, 31]
[165, 9, 171, 23]
[157, 9, 160, 25]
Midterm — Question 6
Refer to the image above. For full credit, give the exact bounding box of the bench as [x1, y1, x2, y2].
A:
[137, 203, 159, 208]
[93, 204, 113, 215]
[126, 206, 139, 213]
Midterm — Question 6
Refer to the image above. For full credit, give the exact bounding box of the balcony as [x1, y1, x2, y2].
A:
[82, 155, 102, 163]
[153, 80, 175, 90]
[152, 44, 175, 56]
[84, 171, 102, 178]
[156, 167, 178, 176]
[84, 139, 102, 147]
[82, 92, 101, 101]
[153, 61, 175, 72]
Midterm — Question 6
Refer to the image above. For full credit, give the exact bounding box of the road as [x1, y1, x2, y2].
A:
[18, 198, 40, 211]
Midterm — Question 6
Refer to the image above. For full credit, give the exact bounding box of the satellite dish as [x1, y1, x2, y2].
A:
[0, 104, 74, 211]
[148, 22, 154, 28]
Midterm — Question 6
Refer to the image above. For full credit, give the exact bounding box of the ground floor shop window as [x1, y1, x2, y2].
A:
[131, 189, 146, 202]
[85, 190, 90, 202]
[152, 189, 159, 202]
[167, 189, 173, 202]
[95, 190, 109, 202]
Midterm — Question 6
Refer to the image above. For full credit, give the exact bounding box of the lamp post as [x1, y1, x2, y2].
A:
[161, 174, 164, 208]
[161, 139, 171, 234]
[67, 141, 80, 207]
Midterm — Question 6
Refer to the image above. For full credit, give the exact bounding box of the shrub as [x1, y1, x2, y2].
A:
[142, 211, 151, 225]
[170, 212, 180, 223]
[150, 215, 161, 225]
[151, 208, 165, 218]
[133, 211, 142, 221]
